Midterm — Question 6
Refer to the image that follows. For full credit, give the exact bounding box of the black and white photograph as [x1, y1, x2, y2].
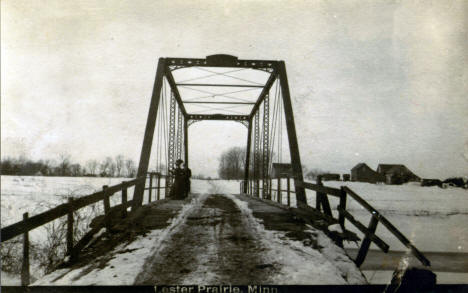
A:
[1, 0, 467, 291]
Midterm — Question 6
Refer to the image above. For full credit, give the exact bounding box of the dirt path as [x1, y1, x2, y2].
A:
[134, 194, 276, 284]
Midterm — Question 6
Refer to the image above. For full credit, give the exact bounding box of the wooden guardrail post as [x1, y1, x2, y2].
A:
[121, 181, 128, 218]
[269, 178, 273, 200]
[287, 177, 291, 206]
[338, 187, 347, 229]
[67, 197, 74, 258]
[102, 185, 111, 231]
[148, 173, 153, 203]
[21, 212, 30, 286]
[355, 214, 379, 267]
[316, 176, 332, 216]
[157, 174, 161, 200]
[165, 176, 169, 198]
[315, 177, 322, 210]
[277, 178, 282, 203]
[255, 179, 260, 197]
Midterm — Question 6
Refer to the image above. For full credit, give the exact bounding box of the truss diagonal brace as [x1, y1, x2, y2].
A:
[249, 72, 277, 119]
[132, 58, 166, 210]
[165, 65, 188, 117]
[278, 61, 307, 205]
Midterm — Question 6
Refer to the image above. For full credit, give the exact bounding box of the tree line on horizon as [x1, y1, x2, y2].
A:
[0, 154, 137, 178]
[217, 146, 326, 180]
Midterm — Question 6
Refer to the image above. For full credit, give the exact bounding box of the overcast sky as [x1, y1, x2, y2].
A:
[2, 0, 467, 178]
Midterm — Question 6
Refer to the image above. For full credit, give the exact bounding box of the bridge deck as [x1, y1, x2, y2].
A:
[34, 193, 366, 285]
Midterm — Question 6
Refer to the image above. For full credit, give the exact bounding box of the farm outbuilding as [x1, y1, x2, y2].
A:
[377, 164, 421, 185]
[350, 163, 385, 183]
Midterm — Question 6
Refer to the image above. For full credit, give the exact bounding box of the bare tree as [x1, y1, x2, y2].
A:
[86, 160, 98, 176]
[125, 159, 136, 177]
[218, 147, 245, 179]
[99, 157, 115, 177]
[108, 160, 116, 177]
[58, 153, 71, 176]
[115, 155, 124, 177]
[69, 163, 82, 176]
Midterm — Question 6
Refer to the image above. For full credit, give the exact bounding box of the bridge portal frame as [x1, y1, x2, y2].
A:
[132, 55, 306, 210]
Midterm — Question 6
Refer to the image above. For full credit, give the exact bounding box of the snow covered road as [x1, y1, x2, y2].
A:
[33, 192, 365, 285]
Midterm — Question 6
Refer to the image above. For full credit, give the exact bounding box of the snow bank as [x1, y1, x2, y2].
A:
[224, 193, 366, 284]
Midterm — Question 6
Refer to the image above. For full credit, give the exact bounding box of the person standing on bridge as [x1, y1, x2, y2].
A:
[169, 159, 185, 199]
[182, 162, 192, 199]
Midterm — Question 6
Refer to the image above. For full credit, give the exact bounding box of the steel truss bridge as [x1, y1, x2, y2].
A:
[132, 54, 307, 208]
[1, 55, 434, 286]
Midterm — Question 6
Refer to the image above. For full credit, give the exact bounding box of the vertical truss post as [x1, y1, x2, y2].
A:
[243, 119, 252, 193]
[132, 58, 165, 210]
[253, 112, 260, 195]
[254, 112, 260, 180]
[176, 107, 183, 160]
[167, 92, 177, 191]
[277, 61, 307, 205]
[262, 94, 270, 199]
[184, 117, 189, 166]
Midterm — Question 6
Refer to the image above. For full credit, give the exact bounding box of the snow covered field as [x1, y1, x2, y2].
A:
[267, 179, 468, 253]
[0, 176, 240, 285]
[1, 176, 467, 285]
[317, 181, 468, 254]
[0, 176, 238, 243]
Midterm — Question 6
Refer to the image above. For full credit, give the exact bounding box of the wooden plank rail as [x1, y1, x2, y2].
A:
[157, 174, 161, 200]
[241, 178, 430, 268]
[21, 213, 30, 286]
[355, 215, 380, 267]
[342, 186, 377, 213]
[70, 200, 134, 257]
[316, 177, 333, 216]
[338, 187, 347, 229]
[342, 186, 430, 266]
[67, 197, 74, 257]
[3, 172, 171, 284]
[148, 175, 153, 203]
[337, 207, 389, 253]
[1, 177, 146, 242]
[297, 181, 342, 197]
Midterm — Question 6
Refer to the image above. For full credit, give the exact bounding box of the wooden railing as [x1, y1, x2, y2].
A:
[241, 176, 430, 268]
[240, 177, 295, 206]
[0, 172, 168, 286]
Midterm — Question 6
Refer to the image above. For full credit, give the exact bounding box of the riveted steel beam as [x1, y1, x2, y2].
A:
[249, 73, 277, 119]
[166, 55, 278, 69]
[186, 114, 249, 121]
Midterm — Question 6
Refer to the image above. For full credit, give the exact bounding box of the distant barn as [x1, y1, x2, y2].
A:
[350, 163, 385, 183]
[271, 163, 293, 178]
[377, 164, 421, 185]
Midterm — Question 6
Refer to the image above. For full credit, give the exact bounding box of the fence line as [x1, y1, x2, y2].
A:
[1, 172, 168, 286]
[241, 176, 431, 268]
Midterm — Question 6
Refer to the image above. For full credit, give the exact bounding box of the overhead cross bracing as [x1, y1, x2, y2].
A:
[132, 54, 307, 210]
[171, 66, 271, 116]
